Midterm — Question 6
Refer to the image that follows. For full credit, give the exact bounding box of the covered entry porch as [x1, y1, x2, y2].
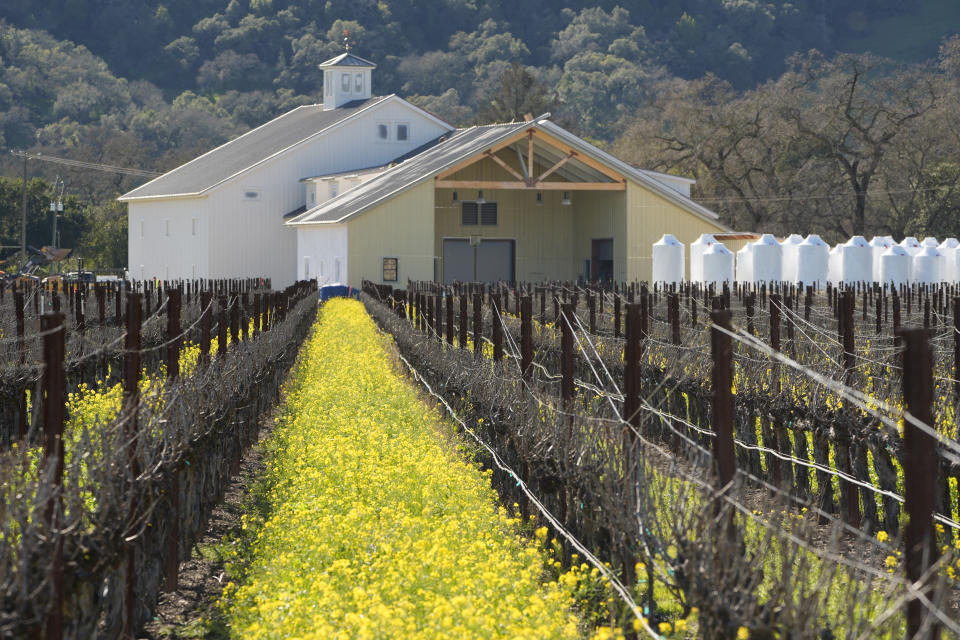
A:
[432, 126, 628, 284]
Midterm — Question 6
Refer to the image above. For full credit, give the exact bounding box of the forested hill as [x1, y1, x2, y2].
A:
[3, 0, 950, 95]
[1, 1, 959, 268]
[0, 0, 953, 149]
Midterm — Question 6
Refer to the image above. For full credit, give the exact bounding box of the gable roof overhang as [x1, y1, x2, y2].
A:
[119, 95, 453, 202]
[287, 116, 729, 230]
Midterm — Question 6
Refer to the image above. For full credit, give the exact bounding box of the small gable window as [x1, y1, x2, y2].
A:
[396, 123, 409, 141]
[341, 73, 350, 92]
[377, 123, 389, 140]
[355, 73, 363, 92]
[328, 182, 339, 198]
[243, 190, 261, 201]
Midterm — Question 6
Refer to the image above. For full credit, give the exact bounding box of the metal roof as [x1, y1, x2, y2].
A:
[319, 53, 376, 68]
[288, 122, 534, 224]
[119, 97, 387, 200]
[536, 120, 723, 224]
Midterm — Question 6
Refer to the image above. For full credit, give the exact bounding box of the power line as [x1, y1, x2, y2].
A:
[9, 150, 161, 178]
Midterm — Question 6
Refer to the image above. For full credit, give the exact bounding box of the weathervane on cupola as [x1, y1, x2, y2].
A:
[319, 31, 376, 110]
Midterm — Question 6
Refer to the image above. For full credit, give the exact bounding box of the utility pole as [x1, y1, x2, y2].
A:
[20, 153, 27, 268]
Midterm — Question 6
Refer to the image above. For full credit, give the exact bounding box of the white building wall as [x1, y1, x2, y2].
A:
[127, 198, 209, 281]
[132, 98, 449, 289]
[204, 99, 448, 288]
[297, 225, 348, 285]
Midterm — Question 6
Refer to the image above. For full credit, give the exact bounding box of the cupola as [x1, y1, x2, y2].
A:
[319, 52, 376, 110]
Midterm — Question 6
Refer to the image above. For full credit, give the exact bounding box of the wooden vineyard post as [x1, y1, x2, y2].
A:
[15, 289, 27, 439]
[473, 293, 482, 359]
[669, 293, 680, 345]
[768, 295, 783, 487]
[123, 293, 142, 640]
[954, 297, 960, 400]
[459, 295, 468, 350]
[446, 294, 454, 346]
[520, 296, 533, 381]
[165, 290, 181, 593]
[560, 303, 574, 402]
[42, 312, 65, 640]
[710, 310, 736, 533]
[491, 294, 503, 362]
[96, 285, 105, 325]
[840, 291, 856, 384]
[623, 303, 641, 432]
[898, 329, 940, 640]
[200, 292, 212, 363]
[614, 294, 621, 338]
[230, 296, 240, 346]
[434, 294, 442, 343]
[218, 297, 228, 356]
[588, 293, 596, 334]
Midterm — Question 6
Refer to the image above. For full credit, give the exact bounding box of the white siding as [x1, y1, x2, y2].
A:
[126, 98, 449, 288]
[202, 99, 448, 288]
[296, 225, 348, 285]
[127, 198, 209, 281]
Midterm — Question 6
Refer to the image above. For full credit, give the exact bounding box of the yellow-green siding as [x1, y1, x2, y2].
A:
[346, 180, 435, 288]
[625, 181, 727, 283]
[343, 151, 729, 286]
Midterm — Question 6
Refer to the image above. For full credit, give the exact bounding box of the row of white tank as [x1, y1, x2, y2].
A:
[651, 234, 960, 287]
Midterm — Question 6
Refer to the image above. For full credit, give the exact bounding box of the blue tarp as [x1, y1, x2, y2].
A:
[320, 285, 355, 301]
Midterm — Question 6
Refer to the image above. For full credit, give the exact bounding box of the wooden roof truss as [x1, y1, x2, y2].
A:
[435, 129, 626, 191]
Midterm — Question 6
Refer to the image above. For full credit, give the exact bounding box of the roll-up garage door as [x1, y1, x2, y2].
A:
[442, 239, 515, 284]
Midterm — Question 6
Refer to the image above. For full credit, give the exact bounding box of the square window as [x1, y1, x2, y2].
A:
[341, 73, 350, 92]
[396, 123, 408, 141]
[328, 182, 339, 198]
[383, 257, 398, 282]
[461, 202, 478, 226]
[355, 73, 363, 92]
[377, 123, 388, 140]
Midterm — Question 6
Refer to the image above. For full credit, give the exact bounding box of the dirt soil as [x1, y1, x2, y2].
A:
[140, 422, 274, 640]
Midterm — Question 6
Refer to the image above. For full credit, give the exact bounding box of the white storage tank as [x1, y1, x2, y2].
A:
[690, 234, 717, 283]
[828, 245, 842, 284]
[796, 234, 829, 287]
[702, 243, 734, 289]
[900, 236, 922, 256]
[751, 234, 783, 283]
[841, 236, 872, 285]
[912, 246, 943, 284]
[780, 234, 804, 283]
[869, 236, 893, 283]
[921, 236, 940, 248]
[940, 238, 960, 282]
[948, 247, 960, 285]
[652, 234, 685, 284]
[736, 243, 753, 283]
[879, 246, 911, 287]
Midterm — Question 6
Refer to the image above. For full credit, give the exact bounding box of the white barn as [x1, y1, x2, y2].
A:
[119, 53, 453, 287]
